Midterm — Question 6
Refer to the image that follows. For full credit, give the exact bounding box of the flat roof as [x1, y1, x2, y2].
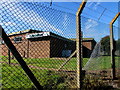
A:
[8, 29, 42, 36]
[70, 38, 95, 41]
[8, 29, 75, 43]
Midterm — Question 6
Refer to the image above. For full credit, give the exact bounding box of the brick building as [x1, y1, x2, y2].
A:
[82, 38, 96, 58]
[70, 38, 96, 58]
[0, 29, 75, 58]
[0, 29, 96, 58]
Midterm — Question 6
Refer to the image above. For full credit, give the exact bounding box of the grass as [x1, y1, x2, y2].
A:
[1, 56, 120, 70]
[1, 56, 89, 89]
[1, 63, 34, 89]
[1, 56, 120, 89]
[1, 62, 52, 89]
[84, 56, 120, 70]
[1, 56, 89, 70]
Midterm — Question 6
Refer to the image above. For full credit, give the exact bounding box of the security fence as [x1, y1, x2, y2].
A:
[1, 1, 77, 89]
[80, 2, 120, 89]
[82, 16, 120, 78]
[113, 25, 120, 78]
[0, 1, 120, 89]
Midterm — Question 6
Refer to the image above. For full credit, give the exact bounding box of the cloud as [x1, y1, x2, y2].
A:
[85, 19, 98, 30]
[86, 2, 101, 10]
[83, 18, 110, 42]
[87, 2, 94, 7]
[83, 19, 100, 41]
[62, 14, 68, 30]
[93, 2, 101, 10]
[1, 2, 63, 34]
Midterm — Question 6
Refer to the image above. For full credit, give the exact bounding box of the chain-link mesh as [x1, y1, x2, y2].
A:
[81, 16, 112, 89]
[1, 2, 77, 89]
[80, 2, 120, 89]
[113, 26, 120, 78]
[0, 1, 120, 89]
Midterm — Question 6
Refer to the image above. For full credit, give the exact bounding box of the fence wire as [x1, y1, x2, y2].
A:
[81, 9, 120, 89]
[0, 1, 120, 90]
[113, 26, 120, 78]
[1, 2, 77, 89]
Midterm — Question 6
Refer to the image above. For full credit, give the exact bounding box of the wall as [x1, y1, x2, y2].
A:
[0, 34, 51, 59]
[50, 37, 75, 57]
[82, 41, 92, 50]
[82, 40, 96, 58]
[0, 33, 96, 58]
[28, 37, 50, 58]
[0, 34, 28, 58]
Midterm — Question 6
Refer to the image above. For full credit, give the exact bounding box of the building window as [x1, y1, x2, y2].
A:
[14, 37, 22, 43]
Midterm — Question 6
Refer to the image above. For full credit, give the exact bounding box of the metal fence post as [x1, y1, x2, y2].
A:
[76, 0, 87, 89]
[8, 49, 11, 65]
[110, 12, 120, 80]
[0, 25, 43, 89]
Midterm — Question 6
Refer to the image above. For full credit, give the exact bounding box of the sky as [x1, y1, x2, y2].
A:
[0, 1, 119, 42]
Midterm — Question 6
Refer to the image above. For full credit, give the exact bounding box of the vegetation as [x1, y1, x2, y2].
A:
[1, 63, 34, 89]
[1, 57, 88, 89]
[100, 36, 110, 55]
[1, 56, 89, 70]
[1, 62, 67, 89]
[82, 75, 116, 90]
[1, 56, 120, 89]
[39, 71, 67, 90]
[100, 36, 120, 56]
[1, 55, 120, 71]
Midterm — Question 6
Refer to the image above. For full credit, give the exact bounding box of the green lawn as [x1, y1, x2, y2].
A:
[1, 56, 120, 70]
[1, 62, 51, 89]
[1, 57, 89, 89]
[83, 56, 120, 70]
[1, 56, 120, 89]
[2, 63, 34, 89]
[1, 56, 89, 70]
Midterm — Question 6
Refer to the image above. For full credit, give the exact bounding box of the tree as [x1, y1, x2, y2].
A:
[115, 39, 120, 56]
[100, 36, 110, 55]
[100, 36, 116, 56]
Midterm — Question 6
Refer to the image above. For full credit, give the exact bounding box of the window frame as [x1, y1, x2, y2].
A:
[14, 36, 22, 43]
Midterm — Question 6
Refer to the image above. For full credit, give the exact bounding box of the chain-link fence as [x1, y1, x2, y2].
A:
[81, 2, 120, 89]
[0, 1, 120, 89]
[1, 2, 77, 89]
[113, 26, 120, 78]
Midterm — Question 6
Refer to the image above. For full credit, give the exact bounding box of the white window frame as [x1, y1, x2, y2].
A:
[14, 36, 22, 43]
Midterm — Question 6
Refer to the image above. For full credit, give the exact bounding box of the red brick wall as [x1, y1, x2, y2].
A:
[1, 33, 95, 58]
[0, 34, 50, 58]
[82, 41, 92, 50]
[0, 44, 8, 57]
[10, 34, 28, 58]
[29, 40, 50, 58]
[50, 37, 64, 57]
[82, 40, 96, 58]
[0, 34, 28, 58]
[50, 37, 75, 57]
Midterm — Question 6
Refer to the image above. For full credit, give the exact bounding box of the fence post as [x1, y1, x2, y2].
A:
[0, 25, 43, 89]
[76, 0, 87, 89]
[110, 12, 120, 80]
[8, 49, 11, 65]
